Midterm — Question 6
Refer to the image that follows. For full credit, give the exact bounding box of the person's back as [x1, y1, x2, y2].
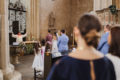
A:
[47, 56, 115, 80]
[52, 34, 62, 58]
[58, 34, 69, 50]
[47, 14, 116, 80]
[52, 39, 58, 53]
[46, 30, 53, 44]
[58, 30, 69, 53]
[46, 34, 52, 42]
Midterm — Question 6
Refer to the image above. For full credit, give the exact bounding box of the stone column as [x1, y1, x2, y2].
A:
[0, 70, 3, 80]
[112, 0, 118, 5]
[107, 0, 112, 7]
[0, 0, 21, 80]
[116, 0, 120, 9]
[94, 0, 101, 10]
[0, 15, 3, 80]
[28, 0, 40, 40]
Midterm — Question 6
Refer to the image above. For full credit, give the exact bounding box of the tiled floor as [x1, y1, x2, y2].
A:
[14, 54, 34, 80]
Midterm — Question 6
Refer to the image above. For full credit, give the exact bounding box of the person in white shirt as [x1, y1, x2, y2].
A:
[12, 32, 27, 43]
[106, 26, 120, 80]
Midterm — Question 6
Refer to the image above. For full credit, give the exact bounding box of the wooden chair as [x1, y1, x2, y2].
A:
[34, 68, 44, 80]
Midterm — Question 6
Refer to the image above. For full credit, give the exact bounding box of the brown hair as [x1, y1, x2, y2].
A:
[105, 24, 111, 30]
[109, 27, 120, 57]
[34, 43, 40, 54]
[78, 14, 102, 48]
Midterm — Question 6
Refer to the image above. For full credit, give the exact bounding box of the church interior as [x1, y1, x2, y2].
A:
[0, 0, 120, 80]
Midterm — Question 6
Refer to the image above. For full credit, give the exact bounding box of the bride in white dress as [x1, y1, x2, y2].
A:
[51, 33, 62, 58]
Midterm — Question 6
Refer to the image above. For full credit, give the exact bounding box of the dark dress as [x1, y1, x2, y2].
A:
[47, 56, 116, 80]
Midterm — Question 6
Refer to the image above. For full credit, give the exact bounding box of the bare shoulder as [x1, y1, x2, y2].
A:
[94, 50, 104, 57]
[68, 49, 104, 60]
[68, 51, 77, 56]
[68, 51, 81, 58]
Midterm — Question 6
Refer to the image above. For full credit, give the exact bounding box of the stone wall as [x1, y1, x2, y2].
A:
[71, 0, 93, 28]
[11, 0, 93, 42]
[40, 0, 93, 40]
[93, 0, 120, 25]
[40, 0, 71, 39]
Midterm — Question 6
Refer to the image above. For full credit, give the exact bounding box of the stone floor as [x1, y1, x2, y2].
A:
[14, 54, 34, 80]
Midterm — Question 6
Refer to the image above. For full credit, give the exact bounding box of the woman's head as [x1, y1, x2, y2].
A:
[34, 43, 40, 53]
[53, 32, 57, 40]
[57, 30, 61, 36]
[108, 26, 120, 57]
[104, 24, 111, 32]
[74, 14, 102, 48]
[41, 39, 46, 46]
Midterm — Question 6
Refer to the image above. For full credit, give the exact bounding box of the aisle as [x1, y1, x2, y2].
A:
[14, 55, 34, 80]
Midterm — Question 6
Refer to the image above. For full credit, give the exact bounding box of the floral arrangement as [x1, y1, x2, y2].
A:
[19, 42, 34, 55]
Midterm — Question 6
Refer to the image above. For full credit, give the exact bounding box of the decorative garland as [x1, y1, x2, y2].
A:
[109, 5, 118, 15]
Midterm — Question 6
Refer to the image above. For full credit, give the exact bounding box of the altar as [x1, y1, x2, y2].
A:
[10, 41, 39, 64]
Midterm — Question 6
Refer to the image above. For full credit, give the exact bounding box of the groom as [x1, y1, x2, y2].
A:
[58, 29, 69, 55]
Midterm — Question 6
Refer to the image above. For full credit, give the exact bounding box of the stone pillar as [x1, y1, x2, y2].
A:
[116, 0, 120, 9]
[94, 0, 101, 10]
[0, 70, 3, 80]
[107, 0, 112, 7]
[0, 15, 3, 80]
[28, 0, 40, 40]
[0, 0, 21, 80]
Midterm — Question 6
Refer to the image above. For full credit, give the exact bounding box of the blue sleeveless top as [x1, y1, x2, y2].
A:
[47, 56, 116, 80]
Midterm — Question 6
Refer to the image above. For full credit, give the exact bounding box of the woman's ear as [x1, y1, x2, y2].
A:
[74, 27, 80, 36]
[74, 27, 81, 42]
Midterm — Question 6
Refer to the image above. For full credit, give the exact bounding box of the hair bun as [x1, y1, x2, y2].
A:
[84, 30, 100, 48]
